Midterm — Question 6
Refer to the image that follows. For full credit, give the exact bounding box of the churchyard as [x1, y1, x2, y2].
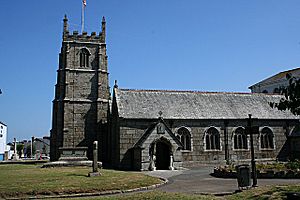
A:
[0, 164, 300, 199]
[55, 185, 300, 199]
[0, 164, 161, 199]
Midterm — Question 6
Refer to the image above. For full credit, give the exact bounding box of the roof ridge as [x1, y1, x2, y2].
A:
[278, 67, 300, 74]
[118, 88, 282, 96]
[249, 67, 300, 88]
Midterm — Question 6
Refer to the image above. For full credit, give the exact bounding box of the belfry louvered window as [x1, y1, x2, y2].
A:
[260, 127, 274, 149]
[233, 127, 248, 150]
[177, 127, 191, 150]
[205, 127, 220, 150]
[80, 48, 90, 68]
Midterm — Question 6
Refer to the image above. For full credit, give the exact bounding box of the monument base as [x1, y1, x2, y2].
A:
[58, 147, 88, 161]
[12, 154, 20, 161]
[88, 172, 101, 177]
[42, 160, 102, 168]
[42, 146, 102, 168]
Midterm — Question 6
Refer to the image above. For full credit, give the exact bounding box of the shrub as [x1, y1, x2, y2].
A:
[285, 160, 300, 170]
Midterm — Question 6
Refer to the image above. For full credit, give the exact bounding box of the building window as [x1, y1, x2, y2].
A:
[79, 48, 90, 68]
[177, 127, 191, 150]
[260, 127, 274, 149]
[262, 90, 268, 93]
[273, 88, 280, 94]
[205, 127, 220, 150]
[233, 127, 248, 150]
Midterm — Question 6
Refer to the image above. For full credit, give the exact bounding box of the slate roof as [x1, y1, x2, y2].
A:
[114, 88, 297, 120]
[0, 121, 7, 126]
[249, 67, 300, 89]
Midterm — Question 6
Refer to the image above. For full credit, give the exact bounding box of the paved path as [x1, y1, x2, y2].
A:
[145, 166, 300, 195]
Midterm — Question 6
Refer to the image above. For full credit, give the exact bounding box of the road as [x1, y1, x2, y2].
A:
[145, 166, 300, 195]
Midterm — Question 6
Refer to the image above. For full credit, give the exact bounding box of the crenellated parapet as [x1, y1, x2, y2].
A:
[62, 15, 106, 43]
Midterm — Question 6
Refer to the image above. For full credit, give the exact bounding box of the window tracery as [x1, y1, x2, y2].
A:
[233, 127, 248, 150]
[177, 127, 191, 151]
[260, 127, 274, 149]
[80, 48, 90, 68]
[205, 127, 220, 150]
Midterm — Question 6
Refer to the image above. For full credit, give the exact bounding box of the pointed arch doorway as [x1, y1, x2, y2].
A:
[155, 141, 170, 170]
[149, 138, 173, 170]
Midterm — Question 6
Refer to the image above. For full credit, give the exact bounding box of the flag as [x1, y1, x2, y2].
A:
[83, 0, 86, 7]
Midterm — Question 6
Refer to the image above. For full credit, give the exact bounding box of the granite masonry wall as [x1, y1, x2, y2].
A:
[113, 118, 296, 170]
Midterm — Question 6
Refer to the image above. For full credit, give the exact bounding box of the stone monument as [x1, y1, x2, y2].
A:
[12, 138, 19, 161]
[88, 141, 101, 176]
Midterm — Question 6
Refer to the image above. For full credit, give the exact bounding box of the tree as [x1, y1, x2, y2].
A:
[270, 74, 300, 116]
[25, 144, 36, 158]
[16, 144, 24, 157]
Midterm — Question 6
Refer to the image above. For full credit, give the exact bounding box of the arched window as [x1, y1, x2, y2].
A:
[233, 127, 248, 150]
[273, 88, 280, 94]
[260, 127, 274, 149]
[262, 90, 268, 93]
[177, 127, 191, 150]
[205, 127, 220, 150]
[80, 48, 90, 68]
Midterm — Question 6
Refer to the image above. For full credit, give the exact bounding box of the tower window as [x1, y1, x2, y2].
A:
[205, 127, 220, 150]
[80, 48, 90, 68]
[177, 127, 191, 150]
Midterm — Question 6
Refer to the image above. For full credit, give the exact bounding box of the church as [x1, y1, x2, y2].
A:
[50, 16, 299, 171]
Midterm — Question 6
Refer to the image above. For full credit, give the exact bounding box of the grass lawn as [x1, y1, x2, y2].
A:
[73, 185, 300, 200]
[54, 185, 300, 200]
[227, 184, 300, 200]
[0, 164, 162, 198]
[106, 192, 213, 200]
[1, 164, 300, 199]
[59, 191, 216, 200]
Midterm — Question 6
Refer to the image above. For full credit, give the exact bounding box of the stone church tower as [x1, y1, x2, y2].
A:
[50, 16, 110, 161]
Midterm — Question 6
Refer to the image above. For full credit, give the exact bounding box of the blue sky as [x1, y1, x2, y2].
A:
[1, 0, 300, 142]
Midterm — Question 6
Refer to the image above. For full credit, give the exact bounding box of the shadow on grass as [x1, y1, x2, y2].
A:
[65, 173, 89, 177]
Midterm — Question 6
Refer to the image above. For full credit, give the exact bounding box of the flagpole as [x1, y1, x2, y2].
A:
[81, 1, 85, 33]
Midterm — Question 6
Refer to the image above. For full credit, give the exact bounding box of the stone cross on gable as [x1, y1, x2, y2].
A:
[158, 111, 163, 117]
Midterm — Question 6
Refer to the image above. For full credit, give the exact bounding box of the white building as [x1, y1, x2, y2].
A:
[249, 68, 300, 93]
[0, 122, 7, 161]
